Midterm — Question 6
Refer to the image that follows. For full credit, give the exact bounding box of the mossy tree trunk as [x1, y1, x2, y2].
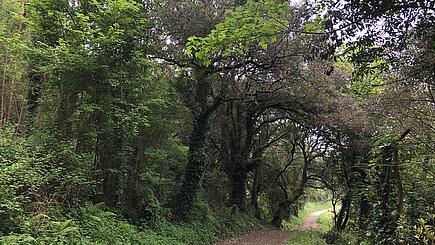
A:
[173, 110, 209, 220]
[173, 70, 221, 220]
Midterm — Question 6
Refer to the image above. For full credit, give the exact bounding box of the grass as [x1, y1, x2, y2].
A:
[287, 231, 328, 245]
[316, 209, 334, 232]
[283, 201, 332, 230]
[284, 201, 334, 245]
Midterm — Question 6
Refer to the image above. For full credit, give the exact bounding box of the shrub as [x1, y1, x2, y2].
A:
[0, 128, 36, 234]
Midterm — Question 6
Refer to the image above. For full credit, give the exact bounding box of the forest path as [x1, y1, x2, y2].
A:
[213, 229, 293, 245]
[214, 208, 330, 245]
[298, 208, 330, 231]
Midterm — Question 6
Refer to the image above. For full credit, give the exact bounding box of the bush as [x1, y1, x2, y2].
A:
[0, 128, 94, 236]
[0, 198, 260, 245]
[1, 128, 259, 244]
[0, 128, 36, 234]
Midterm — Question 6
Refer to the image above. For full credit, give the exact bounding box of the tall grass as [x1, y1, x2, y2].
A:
[316, 209, 334, 232]
[287, 231, 328, 245]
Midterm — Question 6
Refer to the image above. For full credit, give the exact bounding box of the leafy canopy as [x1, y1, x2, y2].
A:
[185, 0, 288, 66]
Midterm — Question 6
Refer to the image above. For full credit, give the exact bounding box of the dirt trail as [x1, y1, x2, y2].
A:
[298, 209, 330, 231]
[213, 229, 293, 245]
[214, 208, 330, 245]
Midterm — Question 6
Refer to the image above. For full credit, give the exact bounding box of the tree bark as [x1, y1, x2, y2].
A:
[272, 141, 310, 227]
[172, 70, 220, 220]
[227, 167, 248, 210]
[272, 199, 291, 227]
[250, 165, 262, 219]
[335, 192, 351, 232]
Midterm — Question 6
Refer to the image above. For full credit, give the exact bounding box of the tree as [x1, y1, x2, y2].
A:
[157, 0, 298, 220]
[0, 0, 29, 133]
[28, 0, 184, 219]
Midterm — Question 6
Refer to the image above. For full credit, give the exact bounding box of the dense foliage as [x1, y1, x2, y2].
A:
[0, 0, 433, 244]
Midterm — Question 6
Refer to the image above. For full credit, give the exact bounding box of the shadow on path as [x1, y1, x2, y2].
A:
[214, 208, 331, 245]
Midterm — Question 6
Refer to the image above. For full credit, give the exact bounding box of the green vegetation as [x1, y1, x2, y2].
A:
[0, 202, 260, 244]
[332, 230, 367, 245]
[1, 0, 433, 244]
[316, 210, 334, 232]
[287, 231, 328, 245]
[284, 201, 333, 244]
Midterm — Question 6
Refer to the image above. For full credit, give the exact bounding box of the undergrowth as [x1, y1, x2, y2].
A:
[0, 128, 261, 244]
[0, 202, 261, 244]
[287, 231, 328, 245]
[317, 210, 334, 232]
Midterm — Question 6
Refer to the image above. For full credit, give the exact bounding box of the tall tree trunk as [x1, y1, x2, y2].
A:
[271, 187, 305, 227]
[335, 191, 351, 232]
[0, 64, 5, 130]
[376, 145, 397, 240]
[101, 135, 118, 208]
[16, 101, 25, 134]
[392, 129, 409, 222]
[250, 165, 261, 219]
[173, 110, 210, 220]
[272, 199, 291, 227]
[224, 102, 256, 211]
[172, 70, 220, 220]
[124, 126, 146, 219]
[6, 64, 15, 124]
[101, 127, 123, 208]
[272, 148, 310, 227]
[227, 167, 248, 210]
[357, 168, 371, 229]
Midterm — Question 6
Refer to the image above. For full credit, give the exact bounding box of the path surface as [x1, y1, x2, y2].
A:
[214, 229, 293, 245]
[214, 208, 330, 245]
[298, 209, 330, 231]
